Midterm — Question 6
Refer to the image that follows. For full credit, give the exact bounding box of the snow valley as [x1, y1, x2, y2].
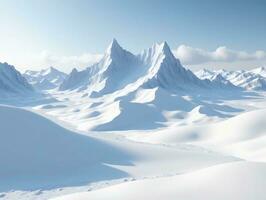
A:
[0, 40, 266, 200]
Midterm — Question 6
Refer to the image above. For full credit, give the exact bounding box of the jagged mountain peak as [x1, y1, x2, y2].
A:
[23, 66, 67, 90]
[149, 41, 175, 59]
[250, 67, 266, 77]
[105, 38, 129, 58]
[60, 40, 240, 93]
[0, 62, 17, 73]
[70, 68, 78, 74]
[0, 62, 34, 96]
[159, 41, 172, 55]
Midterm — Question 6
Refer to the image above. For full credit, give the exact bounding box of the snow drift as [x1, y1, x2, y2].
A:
[0, 106, 234, 192]
[52, 161, 266, 200]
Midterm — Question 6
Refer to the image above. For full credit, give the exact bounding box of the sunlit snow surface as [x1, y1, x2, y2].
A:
[1, 41, 266, 200]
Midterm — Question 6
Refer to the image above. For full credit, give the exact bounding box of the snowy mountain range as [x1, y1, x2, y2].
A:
[195, 67, 266, 90]
[1, 40, 265, 99]
[24, 67, 67, 90]
[1, 40, 266, 200]
[0, 62, 34, 97]
[60, 39, 238, 95]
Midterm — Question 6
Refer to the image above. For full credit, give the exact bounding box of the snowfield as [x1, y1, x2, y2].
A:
[52, 162, 266, 200]
[127, 108, 266, 162]
[0, 105, 236, 199]
[0, 40, 266, 200]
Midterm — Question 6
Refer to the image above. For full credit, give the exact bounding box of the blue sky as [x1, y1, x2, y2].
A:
[0, 0, 265, 71]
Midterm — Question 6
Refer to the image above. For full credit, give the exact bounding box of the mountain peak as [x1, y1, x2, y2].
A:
[156, 41, 175, 59]
[160, 41, 171, 51]
[106, 38, 124, 56]
[71, 68, 78, 74]
[49, 66, 57, 71]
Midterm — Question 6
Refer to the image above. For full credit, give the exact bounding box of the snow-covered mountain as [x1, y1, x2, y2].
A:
[138, 42, 210, 90]
[60, 39, 235, 94]
[59, 68, 89, 91]
[249, 67, 266, 77]
[56, 40, 242, 132]
[0, 62, 34, 97]
[60, 39, 142, 93]
[196, 68, 266, 90]
[24, 67, 67, 90]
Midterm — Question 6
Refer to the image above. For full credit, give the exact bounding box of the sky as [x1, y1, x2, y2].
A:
[0, 0, 265, 72]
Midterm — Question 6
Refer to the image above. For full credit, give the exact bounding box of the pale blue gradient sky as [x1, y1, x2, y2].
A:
[0, 0, 265, 71]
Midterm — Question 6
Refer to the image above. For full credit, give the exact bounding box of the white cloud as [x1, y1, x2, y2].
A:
[0, 51, 103, 73]
[38, 51, 103, 71]
[174, 45, 266, 65]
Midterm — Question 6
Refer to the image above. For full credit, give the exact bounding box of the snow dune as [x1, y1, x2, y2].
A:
[0, 106, 132, 191]
[52, 161, 266, 200]
[0, 105, 234, 193]
[128, 108, 266, 162]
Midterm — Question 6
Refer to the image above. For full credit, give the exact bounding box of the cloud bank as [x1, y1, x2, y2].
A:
[2, 44, 266, 73]
[173, 45, 266, 66]
[38, 51, 102, 71]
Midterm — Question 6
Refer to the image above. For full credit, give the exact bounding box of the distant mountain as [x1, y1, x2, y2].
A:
[60, 39, 234, 94]
[195, 68, 217, 80]
[249, 67, 266, 78]
[59, 68, 89, 91]
[0, 62, 34, 97]
[196, 68, 266, 90]
[24, 67, 67, 90]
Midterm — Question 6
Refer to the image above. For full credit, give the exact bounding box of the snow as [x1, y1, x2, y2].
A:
[60, 39, 141, 94]
[24, 67, 67, 90]
[52, 161, 266, 200]
[196, 68, 266, 90]
[0, 40, 266, 200]
[127, 108, 266, 162]
[250, 67, 266, 77]
[0, 62, 34, 97]
[0, 105, 235, 199]
[60, 40, 235, 95]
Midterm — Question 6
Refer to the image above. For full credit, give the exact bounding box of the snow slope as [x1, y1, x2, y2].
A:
[60, 39, 142, 94]
[0, 62, 34, 97]
[52, 161, 266, 200]
[24, 67, 67, 90]
[250, 67, 266, 77]
[53, 40, 243, 131]
[128, 108, 266, 162]
[0, 105, 234, 194]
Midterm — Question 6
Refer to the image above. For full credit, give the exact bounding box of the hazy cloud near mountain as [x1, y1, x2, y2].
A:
[2, 45, 265, 73]
[174, 45, 266, 66]
[39, 46, 266, 72]
[38, 51, 103, 71]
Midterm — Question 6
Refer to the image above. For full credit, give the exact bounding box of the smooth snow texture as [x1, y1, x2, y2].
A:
[52, 161, 266, 200]
[0, 105, 234, 193]
[1, 40, 266, 200]
[128, 108, 266, 162]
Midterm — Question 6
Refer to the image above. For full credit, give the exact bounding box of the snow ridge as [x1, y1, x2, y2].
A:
[0, 62, 34, 96]
[24, 67, 67, 90]
[60, 40, 235, 93]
